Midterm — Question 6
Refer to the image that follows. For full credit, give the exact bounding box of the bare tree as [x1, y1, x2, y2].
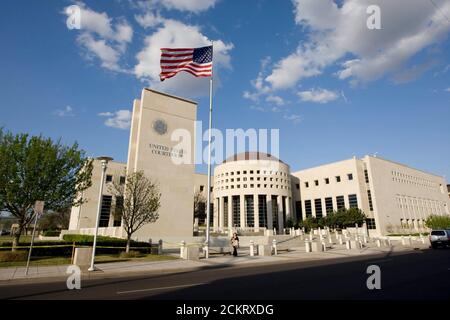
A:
[193, 190, 206, 225]
[109, 171, 161, 253]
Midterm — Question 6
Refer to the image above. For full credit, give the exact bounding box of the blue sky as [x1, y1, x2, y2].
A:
[0, 0, 449, 179]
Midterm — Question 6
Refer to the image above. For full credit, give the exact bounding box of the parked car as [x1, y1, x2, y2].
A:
[429, 229, 450, 249]
[0, 229, 10, 236]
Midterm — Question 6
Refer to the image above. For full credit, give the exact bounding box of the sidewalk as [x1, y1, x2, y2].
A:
[0, 242, 429, 283]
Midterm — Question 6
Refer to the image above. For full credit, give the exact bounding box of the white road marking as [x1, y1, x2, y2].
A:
[117, 283, 206, 295]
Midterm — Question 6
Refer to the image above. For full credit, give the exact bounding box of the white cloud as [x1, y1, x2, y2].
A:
[55, 106, 75, 117]
[134, 19, 233, 97]
[135, 12, 164, 28]
[155, 0, 218, 13]
[63, 3, 133, 72]
[445, 87, 450, 92]
[298, 88, 339, 103]
[99, 110, 132, 130]
[283, 114, 302, 124]
[266, 95, 285, 106]
[254, 0, 450, 91]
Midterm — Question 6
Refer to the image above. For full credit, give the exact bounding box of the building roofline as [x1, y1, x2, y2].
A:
[144, 88, 198, 105]
[291, 157, 359, 175]
[364, 155, 446, 179]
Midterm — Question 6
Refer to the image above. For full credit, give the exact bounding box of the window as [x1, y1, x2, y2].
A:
[232, 196, 240, 227]
[250, 170, 254, 174]
[257, 170, 260, 174]
[305, 200, 312, 218]
[314, 180, 319, 186]
[366, 218, 376, 230]
[245, 195, 254, 227]
[99, 195, 112, 227]
[325, 197, 333, 213]
[237, 171, 240, 175]
[113, 196, 123, 227]
[335, 176, 341, 183]
[258, 195, 268, 228]
[272, 196, 279, 230]
[367, 190, 373, 211]
[348, 194, 358, 208]
[224, 198, 228, 227]
[347, 173, 353, 181]
[336, 196, 345, 210]
[119, 176, 126, 185]
[243, 171, 247, 174]
[364, 169, 369, 183]
[106, 175, 113, 183]
[295, 183, 300, 190]
[305, 182, 309, 188]
[314, 199, 323, 218]
[325, 178, 329, 184]
[200, 185, 204, 192]
[295, 201, 302, 221]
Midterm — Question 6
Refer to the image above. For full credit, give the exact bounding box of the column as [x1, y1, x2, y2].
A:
[266, 194, 273, 230]
[228, 196, 233, 230]
[240, 195, 246, 229]
[213, 197, 219, 231]
[285, 196, 291, 222]
[219, 197, 225, 231]
[254, 194, 260, 232]
[277, 195, 284, 234]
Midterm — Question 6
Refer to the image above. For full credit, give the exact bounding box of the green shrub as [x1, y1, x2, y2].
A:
[425, 215, 450, 229]
[0, 251, 28, 262]
[43, 230, 60, 237]
[119, 250, 144, 259]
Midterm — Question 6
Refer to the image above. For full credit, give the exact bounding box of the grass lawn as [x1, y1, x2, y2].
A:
[0, 253, 178, 268]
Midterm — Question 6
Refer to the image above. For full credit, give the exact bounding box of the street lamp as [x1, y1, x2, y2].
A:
[89, 156, 113, 272]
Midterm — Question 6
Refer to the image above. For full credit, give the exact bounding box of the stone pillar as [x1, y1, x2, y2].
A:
[213, 198, 219, 231]
[219, 197, 225, 231]
[228, 196, 233, 230]
[277, 195, 284, 234]
[266, 194, 273, 230]
[254, 194, 260, 232]
[240, 195, 246, 229]
[285, 196, 292, 222]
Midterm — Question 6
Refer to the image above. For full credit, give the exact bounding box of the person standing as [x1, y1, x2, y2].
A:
[231, 233, 239, 257]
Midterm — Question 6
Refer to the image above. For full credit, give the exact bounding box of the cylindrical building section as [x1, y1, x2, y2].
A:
[213, 152, 293, 234]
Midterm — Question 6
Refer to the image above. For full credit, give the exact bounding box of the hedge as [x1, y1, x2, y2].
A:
[0, 235, 154, 257]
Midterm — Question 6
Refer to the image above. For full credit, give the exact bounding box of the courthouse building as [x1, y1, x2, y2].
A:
[67, 88, 450, 239]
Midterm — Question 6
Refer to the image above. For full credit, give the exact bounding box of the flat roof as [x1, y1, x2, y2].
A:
[144, 88, 198, 105]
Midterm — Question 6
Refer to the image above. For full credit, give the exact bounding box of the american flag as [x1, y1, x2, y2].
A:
[160, 46, 213, 81]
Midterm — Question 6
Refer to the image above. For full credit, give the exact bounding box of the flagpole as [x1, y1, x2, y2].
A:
[205, 41, 213, 259]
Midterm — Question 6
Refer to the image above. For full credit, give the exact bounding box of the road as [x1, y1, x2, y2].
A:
[0, 248, 449, 300]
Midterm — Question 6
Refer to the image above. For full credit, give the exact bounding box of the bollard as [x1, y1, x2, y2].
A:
[272, 239, 278, 255]
[309, 231, 313, 241]
[376, 239, 381, 248]
[328, 235, 333, 244]
[338, 235, 343, 245]
[401, 236, 406, 245]
[387, 238, 391, 246]
[345, 240, 351, 250]
[305, 240, 312, 253]
[158, 239, 163, 255]
[250, 240, 255, 257]
[180, 240, 186, 258]
[420, 234, 426, 244]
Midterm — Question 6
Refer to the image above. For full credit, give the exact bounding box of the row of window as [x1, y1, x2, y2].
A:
[300, 173, 353, 189]
[105, 174, 126, 185]
[216, 170, 289, 178]
[395, 195, 448, 217]
[99, 195, 123, 227]
[391, 170, 441, 191]
[216, 176, 290, 184]
[215, 184, 291, 191]
[303, 194, 359, 218]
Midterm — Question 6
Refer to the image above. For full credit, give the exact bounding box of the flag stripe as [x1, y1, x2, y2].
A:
[160, 46, 212, 81]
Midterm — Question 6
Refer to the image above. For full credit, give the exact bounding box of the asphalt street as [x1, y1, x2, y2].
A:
[0, 248, 449, 300]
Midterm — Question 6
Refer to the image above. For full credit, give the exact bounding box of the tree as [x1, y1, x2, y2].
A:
[335, 208, 366, 228]
[0, 129, 93, 250]
[38, 208, 71, 232]
[193, 190, 206, 224]
[109, 171, 161, 253]
[425, 215, 450, 230]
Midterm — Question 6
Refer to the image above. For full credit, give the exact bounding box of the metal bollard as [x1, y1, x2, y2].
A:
[180, 240, 186, 258]
[272, 239, 277, 255]
[305, 240, 312, 253]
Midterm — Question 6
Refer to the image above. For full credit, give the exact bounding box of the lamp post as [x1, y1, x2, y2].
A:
[88, 156, 113, 272]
